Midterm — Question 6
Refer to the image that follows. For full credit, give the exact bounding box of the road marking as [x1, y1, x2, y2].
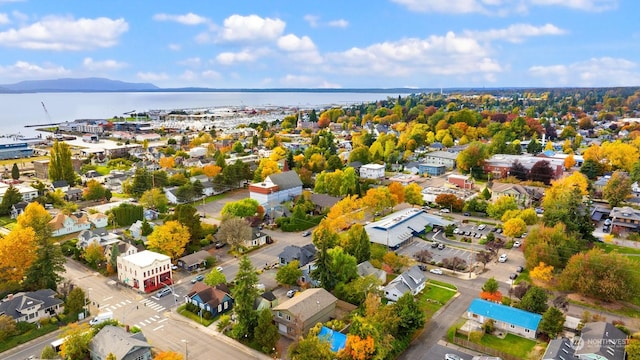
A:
[102, 303, 110, 308]
[125, 299, 132, 304]
[144, 320, 151, 324]
[102, 296, 113, 301]
[158, 318, 168, 323]
[153, 325, 164, 331]
[115, 303, 122, 308]
[149, 317, 157, 322]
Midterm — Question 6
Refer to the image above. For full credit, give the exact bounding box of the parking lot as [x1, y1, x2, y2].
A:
[401, 239, 476, 270]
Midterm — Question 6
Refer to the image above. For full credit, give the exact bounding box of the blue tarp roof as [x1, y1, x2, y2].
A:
[318, 326, 347, 352]
[468, 298, 542, 330]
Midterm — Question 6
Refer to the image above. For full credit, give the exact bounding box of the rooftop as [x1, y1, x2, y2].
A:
[468, 298, 542, 330]
[121, 250, 170, 267]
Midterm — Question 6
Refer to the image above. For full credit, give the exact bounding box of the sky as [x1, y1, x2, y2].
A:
[0, 0, 638, 89]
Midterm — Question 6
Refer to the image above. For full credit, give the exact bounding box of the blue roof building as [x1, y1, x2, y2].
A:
[467, 298, 541, 340]
[318, 326, 347, 352]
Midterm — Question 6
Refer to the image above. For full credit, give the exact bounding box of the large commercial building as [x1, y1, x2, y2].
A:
[117, 250, 173, 293]
[0, 142, 33, 160]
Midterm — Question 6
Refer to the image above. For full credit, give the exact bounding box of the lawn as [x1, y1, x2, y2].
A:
[479, 333, 537, 359]
[177, 304, 216, 327]
[428, 279, 457, 291]
[597, 242, 640, 255]
[417, 282, 457, 317]
[0, 323, 58, 353]
[0, 216, 16, 227]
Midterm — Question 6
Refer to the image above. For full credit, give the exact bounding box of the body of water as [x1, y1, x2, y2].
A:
[0, 92, 404, 138]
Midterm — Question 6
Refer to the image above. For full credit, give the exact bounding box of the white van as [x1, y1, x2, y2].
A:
[89, 311, 113, 325]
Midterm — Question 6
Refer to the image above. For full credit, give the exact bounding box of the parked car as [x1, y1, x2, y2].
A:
[215, 266, 223, 272]
[513, 241, 521, 248]
[437, 243, 446, 250]
[516, 265, 524, 273]
[156, 287, 172, 298]
[431, 242, 439, 248]
[604, 219, 612, 226]
[509, 273, 518, 280]
[302, 230, 312, 237]
[215, 242, 226, 249]
[286, 289, 298, 298]
[418, 264, 428, 271]
[440, 208, 450, 213]
[453, 228, 460, 234]
[171, 264, 178, 270]
[498, 254, 508, 263]
[496, 228, 503, 234]
[445, 354, 462, 360]
[191, 274, 204, 284]
[463, 212, 471, 216]
[478, 224, 486, 231]
[430, 268, 443, 275]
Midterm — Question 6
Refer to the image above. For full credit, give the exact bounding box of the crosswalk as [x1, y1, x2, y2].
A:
[139, 298, 167, 313]
[99, 299, 169, 329]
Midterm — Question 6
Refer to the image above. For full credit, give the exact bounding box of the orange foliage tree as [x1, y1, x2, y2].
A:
[388, 182, 405, 204]
[203, 164, 222, 178]
[154, 351, 184, 360]
[480, 291, 503, 302]
[530, 261, 554, 282]
[158, 156, 175, 169]
[339, 334, 375, 360]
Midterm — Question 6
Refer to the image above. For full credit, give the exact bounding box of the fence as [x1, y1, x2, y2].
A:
[451, 336, 521, 360]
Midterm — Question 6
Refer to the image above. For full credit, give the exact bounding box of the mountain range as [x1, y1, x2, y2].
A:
[0, 77, 159, 92]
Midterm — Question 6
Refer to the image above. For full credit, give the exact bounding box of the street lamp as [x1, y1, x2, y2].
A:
[85, 287, 93, 319]
[181, 339, 188, 360]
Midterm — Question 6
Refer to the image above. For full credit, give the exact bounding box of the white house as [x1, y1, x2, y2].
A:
[117, 250, 173, 293]
[423, 151, 458, 169]
[359, 163, 386, 180]
[0, 289, 64, 324]
[466, 298, 541, 340]
[249, 170, 303, 206]
[129, 220, 155, 241]
[49, 212, 92, 237]
[188, 146, 207, 158]
[88, 213, 109, 228]
[383, 265, 427, 301]
[0, 183, 39, 203]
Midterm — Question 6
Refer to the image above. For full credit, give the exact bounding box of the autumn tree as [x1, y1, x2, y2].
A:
[456, 142, 489, 175]
[65, 287, 86, 316]
[83, 179, 108, 201]
[539, 307, 565, 338]
[0, 226, 38, 283]
[158, 156, 175, 169]
[166, 204, 203, 243]
[626, 340, 640, 360]
[529, 160, 554, 185]
[254, 158, 280, 182]
[222, 198, 261, 218]
[503, 217, 527, 239]
[288, 323, 333, 360]
[543, 179, 594, 240]
[276, 260, 303, 286]
[480, 277, 502, 302]
[40, 344, 57, 359]
[83, 242, 105, 268]
[564, 154, 576, 169]
[203, 164, 222, 178]
[49, 140, 76, 185]
[147, 220, 191, 260]
[404, 183, 424, 206]
[559, 248, 639, 302]
[388, 182, 405, 204]
[475, 251, 493, 271]
[338, 334, 375, 360]
[154, 351, 184, 360]
[603, 171, 632, 207]
[60, 323, 92, 360]
[523, 224, 583, 270]
[216, 216, 252, 251]
[486, 195, 518, 219]
[322, 195, 364, 232]
[139, 188, 169, 213]
[0, 314, 16, 342]
[361, 187, 396, 215]
[530, 262, 554, 282]
[343, 224, 371, 264]
[231, 256, 259, 339]
[204, 267, 227, 287]
[394, 292, 426, 338]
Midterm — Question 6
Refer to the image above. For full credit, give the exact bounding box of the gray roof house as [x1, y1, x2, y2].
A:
[357, 261, 387, 284]
[542, 338, 575, 360]
[278, 244, 316, 267]
[383, 265, 427, 301]
[89, 325, 152, 360]
[249, 170, 303, 207]
[177, 250, 211, 272]
[575, 322, 627, 360]
[0, 289, 64, 323]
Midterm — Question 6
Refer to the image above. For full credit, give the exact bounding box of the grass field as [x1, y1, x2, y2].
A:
[418, 281, 457, 317]
[479, 333, 537, 359]
[0, 156, 49, 167]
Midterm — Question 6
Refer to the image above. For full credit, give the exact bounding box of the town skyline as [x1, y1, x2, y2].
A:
[0, 0, 638, 89]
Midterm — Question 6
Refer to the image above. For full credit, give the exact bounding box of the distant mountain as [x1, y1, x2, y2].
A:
[0, 77, 159, 92]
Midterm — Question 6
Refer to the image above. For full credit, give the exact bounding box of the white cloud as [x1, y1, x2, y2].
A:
[528, 57, 640, 86]
[465, 23, 566, 43]
[0, 13, 9, 24]
[82, 57, 127, 71]
[0, 61, 70, 79]
[530, 0, 617, 12]
[327, 19, 349, 28]
[392, 0, 617, 14]
[168, 43, 181, 51]
[136, 72, 169, 82]
[152, 12, 209, 26]
[218, 14, 285, 42]
[178, 57, 201, 67]
[326, 32, 502, 78]
[303, 15, 319, 28]
[216, 49, 259, 65]
[0, 16, 128, 50]
[277, 34, 316, 52]
[279, 74, 341, 88]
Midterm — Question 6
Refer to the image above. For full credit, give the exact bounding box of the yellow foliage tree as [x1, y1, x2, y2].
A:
[147, 221, 191, 260]
[388, 182, 405, 204]
[322, 195, 363, 231]
[602, 140, 639, 172]
[530, 261, 554, 282]
[257, 158, 280, 181]
[203, 164, 222, 178]
[0, 226, 38, 282]
[503, 217, 527, 238]
[361, 187, 397, 215]
[154, 351, 184, 360]
[564, 154, 576, 169]
[16, 202, 52, 245]
[544, 141, 554, 151]
[269, 146, 287, 161]
[158, 156, 175, 169]
[546, 172, 589, 199]
[340, 334, 375, 360]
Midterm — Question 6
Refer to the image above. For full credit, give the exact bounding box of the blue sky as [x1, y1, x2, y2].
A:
[0, 0, 638, 88]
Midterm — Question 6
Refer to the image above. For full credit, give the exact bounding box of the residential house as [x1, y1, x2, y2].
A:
[89, 325, 152, 360]
[88, 213, 109, 228]
[0, 183, 39, 203]
[49, 212, 91, 237]
[177, 250, 211, 272]
[590, 205, 612, 223]
[364, 208, 454, 249]
[542, 338, 575, 360]
[104, 241, 138, 260]
[242, 228, 269, 249]
[278, 244, 317, 267]
[491, 182, 544, 208]
[466, 298, 541, 340]
[448, 174, 474, 189]
[574, 322, 627, 360]
[359, 163, 386, 180]
[129, 220, 155, 241]
[64, 188, 83, 202]
[383, 265, 427, 301]
[184, 282, 234, 318]
[593, 175, 611, 193]
[164, 186, 180, 204]
[249, 170, 303, 206]
[0, 289, 64, 323]
[356, 261, 387, 284]
[423, 151, 458, 169]
[51, 180, 70, 192]
[10, 201, 28, 219]
[272, 288, 338, 340]
[610, 206, 640, 233]
[254, 291, 278, 311]
[484, 154, 564, 181]
[77, 228, 120, 249]
[117, 250, 173, 293]
[143, 209, 160, 221]
[388, 174, 420, 185]
[310, 193, 341, 214]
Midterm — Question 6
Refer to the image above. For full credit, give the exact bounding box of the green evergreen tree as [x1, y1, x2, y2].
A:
[254, 309, 279, 353]
[24, 243, 66, 290]
[231, 256, 259, 339]
[11, 163, 19, 180]
[0, 185, 22, 215]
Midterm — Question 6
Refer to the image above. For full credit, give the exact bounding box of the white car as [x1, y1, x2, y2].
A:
[430, 268, 443, 275]
[513, 241, 521, 248]
[445, 354, 462, 360]
[498, 254, 508, 263]
[453, 228, 460, 234]
[477, 224, 486, 231]
[215, 266, 224, 272]
[440, 208, 450, 213]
